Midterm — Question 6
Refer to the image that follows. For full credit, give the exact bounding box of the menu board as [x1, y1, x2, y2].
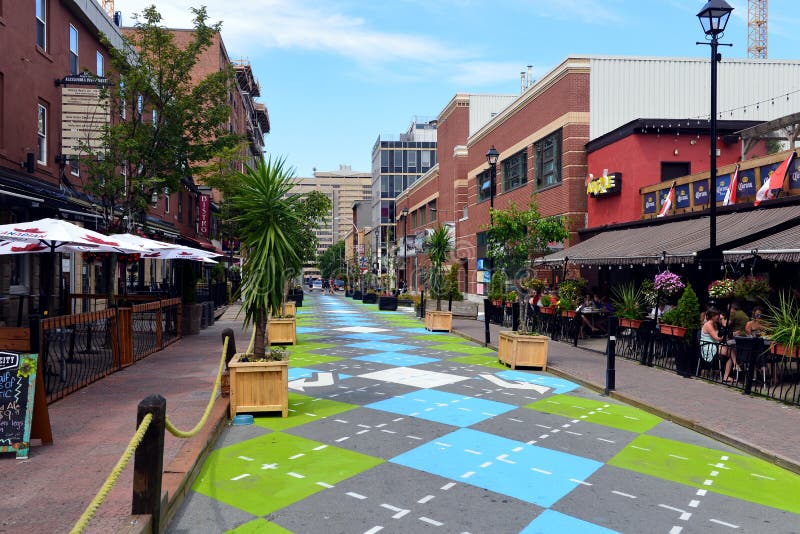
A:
[0, 352, 37, 459]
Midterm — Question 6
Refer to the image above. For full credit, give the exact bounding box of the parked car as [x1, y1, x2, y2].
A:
[311, 280, 323, 292]
[334, 279, 345, 290]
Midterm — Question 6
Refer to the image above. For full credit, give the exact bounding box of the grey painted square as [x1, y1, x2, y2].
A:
[167, 491, 256, 534]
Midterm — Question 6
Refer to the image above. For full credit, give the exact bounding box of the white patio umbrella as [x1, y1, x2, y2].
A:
[0, 218, 145, 254]
[109, 233, 221, 262]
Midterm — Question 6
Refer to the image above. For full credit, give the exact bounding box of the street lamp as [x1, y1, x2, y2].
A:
[697, 0, 733, 257]
[400, 207, 408, 291]
[486, 145, 499, 211]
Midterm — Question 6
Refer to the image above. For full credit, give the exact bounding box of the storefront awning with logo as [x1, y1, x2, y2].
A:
[534, 205, 800, 266]
[723, 225, 800, 263]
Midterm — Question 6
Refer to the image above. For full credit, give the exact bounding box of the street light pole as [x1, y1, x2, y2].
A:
[486, 145, 499, 213]
[400, 207, 408, 291]
[697, 0, 733, 259]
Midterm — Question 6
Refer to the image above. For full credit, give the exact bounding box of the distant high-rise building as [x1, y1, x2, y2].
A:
[290, 165, 372, 256]
[371, 119, 437, 267]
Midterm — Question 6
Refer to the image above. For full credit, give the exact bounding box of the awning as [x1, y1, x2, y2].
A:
[535, 205, 800, 266]
[179, 233, 218, 253]
[723, 225, 800, 263]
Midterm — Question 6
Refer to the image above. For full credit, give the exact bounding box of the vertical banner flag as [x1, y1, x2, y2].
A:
[755, 152, 795, 206]
[657, 181, 676, 218]
[198, 194, 210, 236]
[723, 164, 740, 206]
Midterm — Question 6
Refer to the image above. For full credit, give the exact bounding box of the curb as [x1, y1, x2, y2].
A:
[451, 326, 800, 477]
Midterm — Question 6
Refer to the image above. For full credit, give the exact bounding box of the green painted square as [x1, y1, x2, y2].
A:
[609, 434, 800, 514]
[289, 353, 342, 366]
[526, 394, 661, 433]
[428, 343, 495, 355]
[193, 432, 383, 516]
[254, 393, 357, 431]
[449, 354, 507, 370]
[287, 342, 336, 353]
[227, 519, 292, 533]
[296, 333, 323, 343]
[412, 334, 467, 343]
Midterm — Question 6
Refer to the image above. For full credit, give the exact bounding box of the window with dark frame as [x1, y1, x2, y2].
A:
[36, 0, 47, 50]
[37, 103, 47, 164]
[502, 149, 528, 192]
[69, 24, 78, 75]
[96, 51, 103, 76]
[477, 169, 491, 202]
[535, 130, 562, 188]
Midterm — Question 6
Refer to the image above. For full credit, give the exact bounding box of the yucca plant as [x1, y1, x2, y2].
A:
[424, 225, 453, 311]
[611, 282, 644, 320]
[232, 157, 303, 358]
[764, 291, 800, 352]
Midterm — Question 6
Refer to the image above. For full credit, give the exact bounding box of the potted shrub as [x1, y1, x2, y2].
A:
[539, 294, 555, 314]
[659, 284, 699, 339]
[612, 282, 644, 329]
[378, 291, 398, 311]
[424, 225, 454, 332]
[363, 289, 378, 304]
[180, 263, 203, 335]
[488, 270, 506, 306]
[763, 291, 800, 358]
[557, 278, 586, 318]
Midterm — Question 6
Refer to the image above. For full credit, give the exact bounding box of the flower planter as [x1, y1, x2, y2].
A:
[228, 354, 288, 418]
[619, 318, 643, 329]
[771, 343, 798, 358]
[498, 331, 548, 370]
[352, 290, 362, 300]
[659, 324, 687, 338]
[378, 295, 398, 311]
[540, 307, 556, 315]
[561, 310, 577, 318]
[425, 310, 453, 332]
[268, 317, 296, 345]
[362, 293, 378, 304]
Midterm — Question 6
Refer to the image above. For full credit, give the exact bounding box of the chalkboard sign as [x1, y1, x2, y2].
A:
[0, 352, 37, 459]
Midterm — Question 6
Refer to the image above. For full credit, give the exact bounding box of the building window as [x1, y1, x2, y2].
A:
[502, 149, 528, 192]
[36, 0, 47, 50]
[136, 94, 143, 122]
[421, 150, 431, 169]
[178, 191, 183, 221]
[152, 108, 157, 124]
[119, 81, 126, 119]
[164, 187, 170, 213]
[96, 51, 103, 76]
[535, 130, 562, 188]
[429, 200, 437, 221]
[120, 161, 127, 194]
[70, 162, 79, 176]
[69, 24, 78, 75]
[477, 169, 492, 202]
[37, 103, 47, 164]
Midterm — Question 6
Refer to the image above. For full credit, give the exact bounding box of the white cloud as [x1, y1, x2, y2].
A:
[448, 61, 538, 87]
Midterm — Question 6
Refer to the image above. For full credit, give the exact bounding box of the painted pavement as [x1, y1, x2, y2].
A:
[169, 294, 800, 533]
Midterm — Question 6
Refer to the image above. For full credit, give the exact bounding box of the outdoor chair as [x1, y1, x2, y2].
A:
[696, 337, 723, 381]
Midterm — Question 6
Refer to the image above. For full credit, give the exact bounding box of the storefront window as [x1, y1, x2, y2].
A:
[535, 130, 562, 188]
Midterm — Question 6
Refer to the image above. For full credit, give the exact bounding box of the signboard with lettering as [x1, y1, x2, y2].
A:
[759, 162, 781, 189]
[0, 352, 37, 459]
[658, 188, 672, 210]
[643, 192, 657, 214]
[791, 159, 800, 189]
[586, 172, 621, 197]
[198, 194, 210, 237]
[737, 168, 757, 198]
[715, 176, 729, 203]
[675, 184, 691, 209]
[61, 86, 110, 157]
[693, 180, 709, 205]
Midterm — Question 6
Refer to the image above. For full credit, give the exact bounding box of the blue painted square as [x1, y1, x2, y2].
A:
[288, 367, 319, 381]
[296, 327, 322, 334]
[391, 428, 602, 508]
[496, 370, 580, 395]
[338, 333, 401, 341]
[521, 510, 619, 534]
[354, 352, 439, 366]
[402, 328, 439, 334]
[347, 341, 418, 352]
[367, 389, 514, 427]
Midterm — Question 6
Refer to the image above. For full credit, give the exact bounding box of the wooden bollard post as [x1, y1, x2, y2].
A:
[132, 394, 166, 533]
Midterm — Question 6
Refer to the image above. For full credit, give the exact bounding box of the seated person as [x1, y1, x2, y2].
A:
[745, 306, 766, 337]
[649, 302, 673, 321]
[700, 308, 737, 383]
[727, 302, 749, 337]
[578, 294, 601, 337]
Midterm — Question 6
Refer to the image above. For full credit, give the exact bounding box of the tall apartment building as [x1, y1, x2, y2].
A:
[289, 165, 372, 255]
[370, 120, 437, 268]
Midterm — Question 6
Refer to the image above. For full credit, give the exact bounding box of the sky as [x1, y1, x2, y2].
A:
[115, 1, 800, 177]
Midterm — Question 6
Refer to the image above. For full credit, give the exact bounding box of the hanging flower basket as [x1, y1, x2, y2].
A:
[733, 276, 771, 301]
[654, 271, 685, 297]
[708, 278, 735, 299]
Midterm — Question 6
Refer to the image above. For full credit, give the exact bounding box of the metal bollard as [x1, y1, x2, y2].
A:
[483, 299, 491, 345]
[605, 316, 618, 395]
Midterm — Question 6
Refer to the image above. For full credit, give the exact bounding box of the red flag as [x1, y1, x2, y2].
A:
[723, 164, 739, 206]
[755, 152, 795, 206]
[657, 182, 675, 218]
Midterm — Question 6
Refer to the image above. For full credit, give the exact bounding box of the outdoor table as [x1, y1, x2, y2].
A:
[732, 336, 772, 395]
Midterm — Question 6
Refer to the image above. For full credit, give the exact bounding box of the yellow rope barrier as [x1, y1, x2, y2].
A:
[69, 413, 153, 534]
[164, 336, 228, 438]
[70, 335, 232, 532]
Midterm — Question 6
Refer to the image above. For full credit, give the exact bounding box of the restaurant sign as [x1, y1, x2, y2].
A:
[791, 159, 800, 189]
[643, 192, 657, 214]
[693, 180, 709, 205]
[675, 184, 691, 209]
[586, 171, 621, 197]
[198, 194, 210, 237]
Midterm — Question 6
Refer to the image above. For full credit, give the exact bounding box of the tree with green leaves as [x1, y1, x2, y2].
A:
[424, 225, 454, 311]
[319, 240, 345, 280]
[79, 5, 239, 231]
[485, 199, 569, 332]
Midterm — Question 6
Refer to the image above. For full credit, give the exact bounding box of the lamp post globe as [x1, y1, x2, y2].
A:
[486, 145, 499, 211]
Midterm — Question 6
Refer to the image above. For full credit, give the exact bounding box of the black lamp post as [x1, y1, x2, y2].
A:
[697, 0, 733, 258]
[400, 207, 408, 290]
[486, 145, 499, 212]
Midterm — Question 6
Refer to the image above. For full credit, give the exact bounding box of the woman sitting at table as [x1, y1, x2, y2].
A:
[745, 306, 766, 337]
[701, 308, 737, 383]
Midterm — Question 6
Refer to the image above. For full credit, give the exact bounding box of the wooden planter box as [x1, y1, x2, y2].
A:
[659, 324, 687, 337]
[282, 301, 296, 316]
[228, 354, 288, 418]
[268, 317, 296, 345]
[425, 310, 453, 332]
[498, 332, 548, 370]
[619, 318, 643, 329]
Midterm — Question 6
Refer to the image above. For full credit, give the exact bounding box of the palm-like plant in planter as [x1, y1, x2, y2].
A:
[612, 282, 644, 328]
[424, 225, 454, 331]
[763, 291, 800, 357]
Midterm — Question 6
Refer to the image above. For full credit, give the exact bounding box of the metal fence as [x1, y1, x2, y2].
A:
[131, 298, 181, 361]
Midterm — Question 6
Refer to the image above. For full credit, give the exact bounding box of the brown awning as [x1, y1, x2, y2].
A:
[723, 225, 800, 263]
[535, 205, 800, 266]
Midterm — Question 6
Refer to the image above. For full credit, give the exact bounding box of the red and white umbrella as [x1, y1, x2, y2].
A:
[109, 233, 221, 263]
[0, 218, 145, 254]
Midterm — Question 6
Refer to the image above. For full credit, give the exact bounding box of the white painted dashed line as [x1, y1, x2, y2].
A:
[480, 461, 492, 468]
[287, 472, 305, 479]
[512, 446, 523, 453]
[612, 491, 637, 499]
[539, 434, 550, 439]
[535, 424, 552, 429]
[631, 445, 651, 451]
[721, 455, 729, 461]
[579, 415, 588, 419]
[481, 412, 497, 417]
[659, 504, 686, 514]
[418, 495, 435, 504]
[334, 419, 349, 423]
[392, 417, 404, 422]
[347, 492, 367, 500]
[406, 435, 423, 440]
[461, 471, 475, 479]
[570, 478, 592, 486]
[680, 512, 692, 521]
[357, 429, 370, 435]
[710, 471, 719, 477]
[230, 474, 250, 481]
[703, 479, 714, 486]
[561, 423, 571, 428]
[464, 449, 482, 455]
[419, 517, 444, 526]
[304, 413, 317, 417]
[261, 463, 278, 470]
[669, 527, 683, 534]
[623, 415, 640, 420]
[435, 441, 452, 448]
[531, 468, 552, 475]
[313, 444, 328, 451]
[380, 429, 397, 434]
[336, 436, 350, 443]
[597, 438, 616, 443]
[508, 418, 524, 423]
[527, 440, 538, 445]
[710, 519, 740, 529]
[289, 453, 305, 460]
[570, 418, 579, 423]
[551, 429, 560, 434]
[376, 423, 387, 428]
[357, 424, 371, 428]
[669, 454, 688, 460]
[363, 526, 383, 534]
[565, 431, 582, 436]
[688, 500, 700, 508]
[316, 482, 334, 488]
[441, 482, 456, 490]
[237, 456, 254, 461]
[393, 510, 410, 519]
[696, 489, 707, 496]
[751, 473, 776, 480]
[381, 504, 403, 512]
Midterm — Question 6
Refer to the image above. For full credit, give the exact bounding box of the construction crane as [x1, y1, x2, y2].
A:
[747, 0, 768, 59]
[100, 0, 114, 18]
